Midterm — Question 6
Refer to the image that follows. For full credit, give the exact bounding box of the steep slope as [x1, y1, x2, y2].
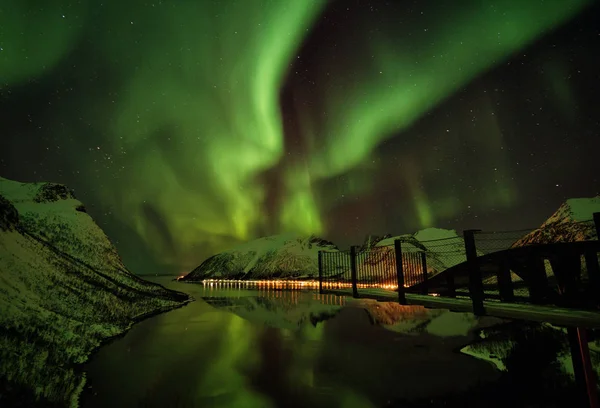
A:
[512, 196, 600, 247]
[0, 177, 190, 407]
[183, 234, 340, 280]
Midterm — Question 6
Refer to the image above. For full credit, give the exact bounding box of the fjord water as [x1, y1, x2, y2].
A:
[80, 277, 498, 408]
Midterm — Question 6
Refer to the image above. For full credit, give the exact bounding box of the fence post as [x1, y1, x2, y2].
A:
[420, 252, 428, 295]
[528, 256, 549, 304]
[446, 271, 456, 298]
[594, 212, 600, 240]
[567, 327, 599, 408]
[584, 250, 600, 305]
[318, 251, 323, 295]
[497, 256, 514, 302]
[350, 246, 359, 298]
[463, 229, 485, 316]
[394, 239, 407, 304]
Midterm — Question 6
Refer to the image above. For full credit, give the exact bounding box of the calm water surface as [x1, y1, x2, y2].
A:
[80, 277, 498, 408]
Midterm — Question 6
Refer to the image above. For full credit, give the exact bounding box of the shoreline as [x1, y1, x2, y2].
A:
[72, 284, 194, 408]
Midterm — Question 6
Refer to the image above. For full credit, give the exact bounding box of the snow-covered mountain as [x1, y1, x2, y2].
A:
[512, 196, 600, 247]
[183, 234, 340, 280]
[0, 177, 189, 407]
[184, 228, 467, 282]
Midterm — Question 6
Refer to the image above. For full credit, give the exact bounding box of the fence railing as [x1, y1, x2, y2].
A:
[318, 212, 600, 315]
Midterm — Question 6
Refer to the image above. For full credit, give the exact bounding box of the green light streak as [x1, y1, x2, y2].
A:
[2, 0, 591, 268]
[0, 1, 87, 86]
[85, 1, 325, 268]
[543, 55, 578, 122]
[306, 0, 590, 226]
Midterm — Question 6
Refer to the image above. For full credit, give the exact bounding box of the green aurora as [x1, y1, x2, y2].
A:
[0, 0, 595, 273]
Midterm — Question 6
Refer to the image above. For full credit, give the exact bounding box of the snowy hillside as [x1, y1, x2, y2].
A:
[185, 228, 467, 282]
[0, 178, 129, 273]
[0, 177, 189, 407]
[512, 196, 600, 247]
[183, 234, 340, 280]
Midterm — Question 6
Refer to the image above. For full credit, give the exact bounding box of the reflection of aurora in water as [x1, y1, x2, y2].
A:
[83, 277, 499, 407]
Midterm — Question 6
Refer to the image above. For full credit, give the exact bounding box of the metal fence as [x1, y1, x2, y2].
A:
[319, 249, 353, 287]
[474, 219, 598, 254]
[356, 245, 397, 287]
[318, 215, 600, 311]
[319, 247, 429, 289]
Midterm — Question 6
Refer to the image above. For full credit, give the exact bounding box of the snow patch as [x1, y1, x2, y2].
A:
[460, 344, 506, 371]
[425, 311, 478, 337]
[553, 196, 600, 224]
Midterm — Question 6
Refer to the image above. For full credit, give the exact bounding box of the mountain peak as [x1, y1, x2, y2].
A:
[513, 195, 600, 247]
[185, 233, 340, 280]
[542, 196, 600, 226]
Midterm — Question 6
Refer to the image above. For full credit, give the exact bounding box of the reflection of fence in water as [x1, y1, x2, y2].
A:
[312, 292, 347, 306]
[256, 286, 346, 306]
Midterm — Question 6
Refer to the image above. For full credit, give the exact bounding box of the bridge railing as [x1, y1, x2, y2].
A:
[467, 218, 600, 306]
[474, 219, 598, 254]
[318, 213, 600, 314]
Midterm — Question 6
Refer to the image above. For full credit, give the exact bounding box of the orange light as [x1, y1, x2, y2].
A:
[199, 278, 409, 292]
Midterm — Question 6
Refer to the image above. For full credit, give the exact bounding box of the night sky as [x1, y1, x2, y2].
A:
[1, 0, 599, 275]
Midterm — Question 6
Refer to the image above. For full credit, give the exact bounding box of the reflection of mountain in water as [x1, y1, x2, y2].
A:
[201, 290, 346, 330]
[352, 299, 507, 338]
[200, 286, 508, 340]
[197, 284, 600, 405]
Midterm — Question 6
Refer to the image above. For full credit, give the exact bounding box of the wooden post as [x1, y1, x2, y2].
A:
[350, 246, 359, 298]
[568, 327, 599, 408]
[497, 256, 514, 302]
[420, 252, 428, 295]
[394, 239, 407, 304]
[593, 212, 600, 240]
[464, 229, 485, 316]
[318, 251, 324, 295]
[446, 271, 456, 298]
[528, 257, 549, 304]
[577, 328, 599, 408]
[550, 248, 582, 307]
[584, 249, 600, 305]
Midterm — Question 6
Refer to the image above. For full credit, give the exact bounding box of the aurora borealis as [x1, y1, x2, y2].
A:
[1, 0, 599, 274]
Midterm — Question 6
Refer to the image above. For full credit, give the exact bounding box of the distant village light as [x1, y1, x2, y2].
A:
[198, 279, 400, 291]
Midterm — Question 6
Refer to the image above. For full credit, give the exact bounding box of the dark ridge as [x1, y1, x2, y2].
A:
[33, 183, 76, 203]
[308, 235, 338, 249]
[0, 194, 19, 231]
